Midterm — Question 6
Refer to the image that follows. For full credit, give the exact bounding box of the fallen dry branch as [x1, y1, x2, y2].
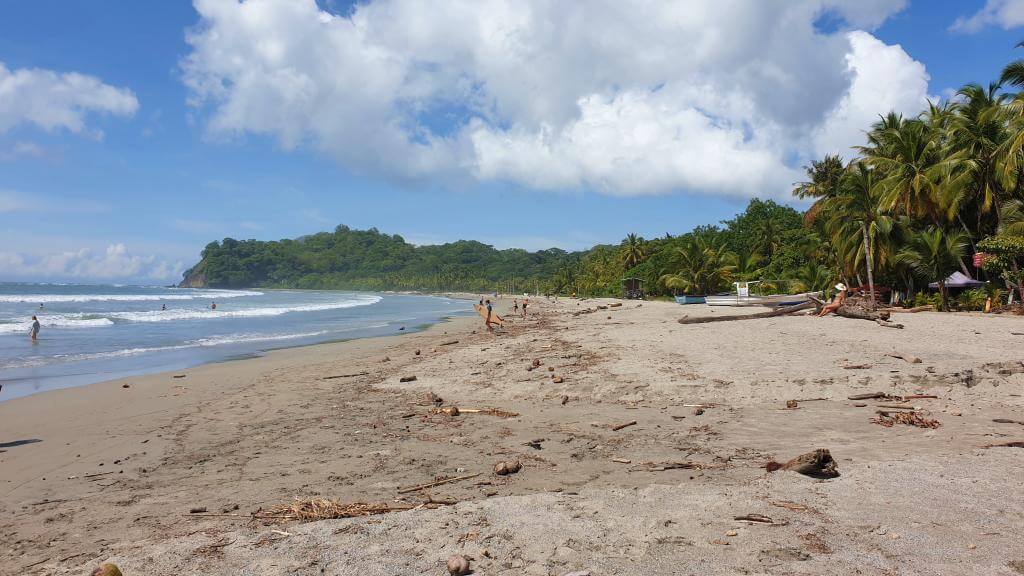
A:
[629, 460, 709, 472]
[984, 441, 1024, 448]
[769, 501, 809, 512]
[880, 305, 934, 313]
[678, 301, 815, 324]
[872, 410, 941, 428]
[734, 514, 775, 524]
[397, 473, 481, 494]
[611, 420, 638, 431]
[886, 352, 922, 364]
[848, 392, 897, 401]
[439, 339, 460, 346]
[809, 296, 904, 328]
[257, 498, 447, 523]
[842, 363, 873, 370]
[429, 407, 520, 418]
[321, 371, 369, 380]
[993, 418, 1024, 425]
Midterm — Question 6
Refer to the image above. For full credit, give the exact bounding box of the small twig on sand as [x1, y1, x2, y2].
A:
[993, 418, 1024, 425]
[321, 371, 369, 380]
[848, 392, 891, 400]
[397, 473, 481, 494]
[440, 340, 460, 346]
[83, 471, 115, 479]
[629, 461, 709, 472]
[842, 363, 873, 370]
[886, 352, 922, 364]
[19, 558, 50, 570]
[611, 420, 637, 431]
[734, 514, 774, 523]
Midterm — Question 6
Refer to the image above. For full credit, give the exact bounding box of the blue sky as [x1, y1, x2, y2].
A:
[1, 0, 1023, 282]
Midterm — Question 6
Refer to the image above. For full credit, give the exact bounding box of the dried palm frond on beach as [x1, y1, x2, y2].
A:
[258, 498, 439, 523]
[872, 410, 941, 428]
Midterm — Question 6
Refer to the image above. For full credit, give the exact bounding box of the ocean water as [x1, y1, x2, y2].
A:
[0, 283, 471, 400]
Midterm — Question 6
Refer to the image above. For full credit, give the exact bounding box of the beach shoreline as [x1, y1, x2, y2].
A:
[3, 297, 1023, 575]
[0, 287, 476, 402]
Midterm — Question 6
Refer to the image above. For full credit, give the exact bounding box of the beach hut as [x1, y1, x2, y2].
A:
[621, 277, 644, 299]
[928, 271, 985, 290]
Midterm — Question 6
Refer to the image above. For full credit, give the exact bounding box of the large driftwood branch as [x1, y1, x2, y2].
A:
[678, 301, 815, 324]
[809, 296, 904, 329]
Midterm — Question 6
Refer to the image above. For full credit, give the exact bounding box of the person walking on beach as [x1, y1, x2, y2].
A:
[29, 315, 40, 341]
[522, 298, 529, 319]
[513, 299, 519, 314]
[484, 299, 495, 332]
[818, 283, 848, 317]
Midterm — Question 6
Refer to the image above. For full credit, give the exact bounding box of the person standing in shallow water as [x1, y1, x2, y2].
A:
[29, 315, 40, 341]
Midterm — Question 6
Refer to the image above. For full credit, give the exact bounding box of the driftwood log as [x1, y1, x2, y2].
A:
[809, 296, 904, 328]
[678, 301, 815, 324]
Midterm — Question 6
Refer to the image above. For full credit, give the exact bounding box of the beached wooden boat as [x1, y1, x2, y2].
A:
[674, 295, 706, 304]
[705, 292, 816, 307]
[705, 281, 817, 307]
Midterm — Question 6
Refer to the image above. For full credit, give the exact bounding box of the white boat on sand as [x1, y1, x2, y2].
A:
[706, 282, 818, 307]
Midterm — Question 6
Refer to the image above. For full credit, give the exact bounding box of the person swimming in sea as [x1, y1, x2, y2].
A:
[211, 302, 217, 310]
[29, 315, 40, 341]
[161, 304, 167, 311]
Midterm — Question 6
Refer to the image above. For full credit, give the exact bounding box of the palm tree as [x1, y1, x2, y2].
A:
[949, 83, 1010, 238]
[827, 162, 889, 303]
[621, 233, 646, 269]
[794, 155, 846, 225]
[660, 235, 736, 296]
[790, 262, 835, 293]
[863, 118, 955, 224]
[733, 249, 764, 281]
[896, 227, 969, 311]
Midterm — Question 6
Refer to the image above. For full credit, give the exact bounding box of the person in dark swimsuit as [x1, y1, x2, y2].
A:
[484, 299, 495, 332]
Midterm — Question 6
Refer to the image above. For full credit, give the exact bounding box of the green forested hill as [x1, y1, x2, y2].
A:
[178, 200, 811, 296]
[179, 225, 574, 293]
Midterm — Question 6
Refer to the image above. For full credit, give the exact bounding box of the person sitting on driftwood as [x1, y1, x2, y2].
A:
[818, 283, 847, 317]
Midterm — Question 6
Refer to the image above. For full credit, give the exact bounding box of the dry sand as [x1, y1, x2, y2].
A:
[2, 297, 1024, 575]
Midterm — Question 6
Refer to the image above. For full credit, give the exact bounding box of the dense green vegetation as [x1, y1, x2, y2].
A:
[184, 46, 1024, 311]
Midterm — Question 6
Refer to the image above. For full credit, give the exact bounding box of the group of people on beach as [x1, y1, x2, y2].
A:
[479, 295, 529, 332]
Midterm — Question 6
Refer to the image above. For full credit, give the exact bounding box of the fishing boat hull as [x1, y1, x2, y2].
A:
[706, 292, 816, 307]
[674, 295, 706, 304]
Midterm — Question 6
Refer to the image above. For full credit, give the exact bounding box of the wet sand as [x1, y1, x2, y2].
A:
[2, 297, 1024, 575]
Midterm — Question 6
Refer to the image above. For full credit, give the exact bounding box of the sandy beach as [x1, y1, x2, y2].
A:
[2, 297, 1024, 575]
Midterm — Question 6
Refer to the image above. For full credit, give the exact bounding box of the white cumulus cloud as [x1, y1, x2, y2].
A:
[0, 244, 184, 282]
[951, 0, 1024, 33]
[0, 61, 139, 137]
[182, 0, 924, 198]
[812, 31, 932, 159]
